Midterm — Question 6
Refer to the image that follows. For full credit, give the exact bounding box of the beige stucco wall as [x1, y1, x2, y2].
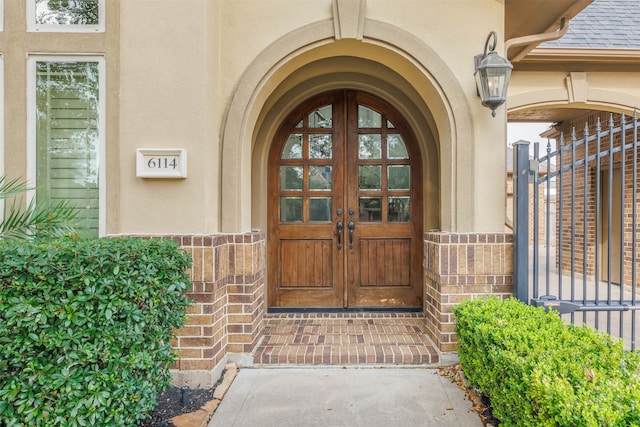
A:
[2, 0, 511, 235]
[211, 0, 508, 234]
[119, 0, 220, 233]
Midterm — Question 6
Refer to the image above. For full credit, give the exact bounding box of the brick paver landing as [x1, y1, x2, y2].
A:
[253, 313, 439, 366]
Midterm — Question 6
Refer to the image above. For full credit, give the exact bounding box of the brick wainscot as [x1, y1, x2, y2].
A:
[423, 232, 514, 352]
[118, 231, 266, 387]
[123, 230, 514, 385]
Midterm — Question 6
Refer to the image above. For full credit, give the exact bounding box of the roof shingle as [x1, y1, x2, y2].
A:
[541, 0, 640, 49]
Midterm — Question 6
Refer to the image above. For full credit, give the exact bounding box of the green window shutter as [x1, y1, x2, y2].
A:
[36, 61, 100, 237]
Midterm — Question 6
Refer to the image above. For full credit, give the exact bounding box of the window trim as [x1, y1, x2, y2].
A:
[26, 55, 106, 236]
[27, 0, 105, 33]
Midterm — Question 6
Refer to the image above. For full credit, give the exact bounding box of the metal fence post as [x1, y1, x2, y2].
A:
[513, 141, 530, 302]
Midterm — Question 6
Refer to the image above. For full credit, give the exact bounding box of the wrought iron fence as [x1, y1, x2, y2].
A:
[514, 110, 639, 349]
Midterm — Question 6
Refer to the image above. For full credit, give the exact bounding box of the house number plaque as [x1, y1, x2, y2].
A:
[136, 148, 187, 178]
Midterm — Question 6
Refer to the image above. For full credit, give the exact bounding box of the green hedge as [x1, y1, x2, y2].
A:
[453, 297, 640, 427]
[0, 236, 192, 426]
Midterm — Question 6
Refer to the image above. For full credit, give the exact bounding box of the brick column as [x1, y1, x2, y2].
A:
[226, 231, 266, 353]
[119, 232, 266, 387]
[424, 232, 513, 352]
[172, 235, 229, 373]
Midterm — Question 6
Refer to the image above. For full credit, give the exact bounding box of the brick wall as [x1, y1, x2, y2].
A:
[121, 232, 266, 387]
[120, 230, 516, 372]
[556, 112, 640, 285]
[423, 232, 513, 352]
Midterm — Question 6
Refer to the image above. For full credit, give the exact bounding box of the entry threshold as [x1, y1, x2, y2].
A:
[268, 306, 422, 314]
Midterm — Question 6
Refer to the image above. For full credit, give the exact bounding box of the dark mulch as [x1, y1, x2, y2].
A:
[137, 386, 215, 427]
[438, 365, 500, 427]
[138, 371, 225, 427]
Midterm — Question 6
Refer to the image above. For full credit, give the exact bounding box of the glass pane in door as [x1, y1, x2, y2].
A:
[309, 105, 332, 128]
[309, 166, 332, 190]
[359, 197, 382, 222]
[359, 165, 382, 190]
[388, 197, 410, 222]
[388, 165, 410, 190]
[280, 197, 303, 222]
[358, 105, 382, 128]
[309, 197, 332, 222]
[280, 166, 303, 190]
[387, 134, 409, 159]
[309, 134, 332, 159]
[358, 134, 381, 159]
[282, 134, 303, 159]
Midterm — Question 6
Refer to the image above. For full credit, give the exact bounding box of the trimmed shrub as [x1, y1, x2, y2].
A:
[454, 297, 640, 427]
[0, 236, 192, 426]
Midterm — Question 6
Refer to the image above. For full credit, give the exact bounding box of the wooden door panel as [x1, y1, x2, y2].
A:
[349, 235, 421, 307]
[280, 239, 333, 288]
[357, 239, 411, 287]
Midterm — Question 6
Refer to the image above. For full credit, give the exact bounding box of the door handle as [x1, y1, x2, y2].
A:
[348, 220, 355, 249]
[336, 221, 344, 250]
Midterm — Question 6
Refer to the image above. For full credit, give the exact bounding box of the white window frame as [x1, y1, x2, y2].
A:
[27, 0, 105, 33]
[0, 1, 4, 32]
[26, 55, 106, 236]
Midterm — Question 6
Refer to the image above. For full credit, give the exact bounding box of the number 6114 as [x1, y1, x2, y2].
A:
[147, 157, 177, 169]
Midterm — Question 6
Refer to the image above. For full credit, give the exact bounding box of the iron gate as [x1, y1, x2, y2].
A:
[513, 110, 640, 350]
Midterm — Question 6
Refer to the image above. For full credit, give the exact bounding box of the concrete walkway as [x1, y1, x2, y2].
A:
[208, 368, 482, 427]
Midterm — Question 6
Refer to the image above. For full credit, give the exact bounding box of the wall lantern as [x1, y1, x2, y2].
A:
[474, 31, 513, 117]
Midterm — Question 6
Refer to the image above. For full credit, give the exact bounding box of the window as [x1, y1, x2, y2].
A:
[27, 0, 105, 32]
[27, 56, 105, 236]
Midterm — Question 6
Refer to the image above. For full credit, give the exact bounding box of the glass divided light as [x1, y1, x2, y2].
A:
[280, 104, 334, 223]
[278, 103, 413, 224]
[357, 105, 411, 223]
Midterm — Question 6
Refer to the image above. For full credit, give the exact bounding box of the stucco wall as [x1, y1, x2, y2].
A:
[119, 0, 220, 234]
[0, 0, 511, 235]
[117, 0, 509, 235]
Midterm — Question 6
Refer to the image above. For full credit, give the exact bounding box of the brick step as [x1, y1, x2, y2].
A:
[253, 314, 439, 366]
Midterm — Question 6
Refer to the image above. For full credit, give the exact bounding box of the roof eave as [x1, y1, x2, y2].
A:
[522, 47, 640, 64]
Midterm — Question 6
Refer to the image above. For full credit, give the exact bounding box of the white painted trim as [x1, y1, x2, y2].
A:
[26, 55, 107, 236]
[27, 0, 105, 33]
[136, 149, 188, 179]
[0, 0, 4, 32]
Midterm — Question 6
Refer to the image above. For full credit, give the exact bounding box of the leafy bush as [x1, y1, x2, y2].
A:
[0, 236, 192, 426]
[454, 297, 640, 427]
[0, 176, 78, 240]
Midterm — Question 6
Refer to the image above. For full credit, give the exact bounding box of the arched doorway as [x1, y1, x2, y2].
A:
[267, 89, 423, 309]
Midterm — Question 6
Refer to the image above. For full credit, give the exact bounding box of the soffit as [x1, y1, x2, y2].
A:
[508, 107, 599, 123]
[505, 0, 593, 60]
[505, 0, 602, 123]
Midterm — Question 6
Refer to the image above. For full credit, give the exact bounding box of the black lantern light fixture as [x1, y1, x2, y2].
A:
[474, 31, 513, 117]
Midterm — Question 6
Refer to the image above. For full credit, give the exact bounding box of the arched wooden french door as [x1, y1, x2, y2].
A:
[268, 90, 423, 308]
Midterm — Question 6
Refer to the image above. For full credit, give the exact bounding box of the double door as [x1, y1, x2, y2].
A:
[268, 90, 422, 308]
